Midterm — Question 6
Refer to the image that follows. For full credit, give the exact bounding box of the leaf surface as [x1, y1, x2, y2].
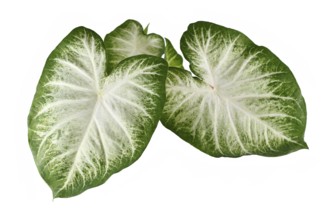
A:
[161, 21, 307, 157]
[104, 19, 164, 72]
[165, 38, 184, 68]
[28, 27, 167, 197]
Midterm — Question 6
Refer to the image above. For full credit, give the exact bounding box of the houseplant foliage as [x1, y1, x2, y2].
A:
[28, 20, 167, 198]
[162, 21, 307, 157]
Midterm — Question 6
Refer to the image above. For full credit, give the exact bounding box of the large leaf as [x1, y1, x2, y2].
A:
[104, 19, 165, 72]
[28, 27, 167, 198]
[161, 21, 307, 157]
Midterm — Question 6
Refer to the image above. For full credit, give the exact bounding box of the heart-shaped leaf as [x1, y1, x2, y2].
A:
[161, 21, 307, 157]
[104, 19, 165, 72]
[28, 27, 167, 198]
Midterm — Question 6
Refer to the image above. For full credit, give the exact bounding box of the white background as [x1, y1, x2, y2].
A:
[1, 0, 329, 219]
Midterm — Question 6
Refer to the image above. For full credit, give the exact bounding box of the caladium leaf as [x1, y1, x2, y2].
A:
[104, 19, 165, 72]
[28, 27, 167, 198]
[161, 21, 307, 157]
[165, 38, 184, 68]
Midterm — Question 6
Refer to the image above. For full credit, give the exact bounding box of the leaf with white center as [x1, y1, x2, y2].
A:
[28, 27, 167, 198]
[165, 38, 184, 68]
[104, 19, 165, 72]
[161, 21, 307, 157]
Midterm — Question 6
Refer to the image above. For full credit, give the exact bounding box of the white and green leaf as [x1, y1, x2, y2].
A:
[104, 19, 165, 72]
[161, 21, 307, 157]
[28, 27, 167, 198]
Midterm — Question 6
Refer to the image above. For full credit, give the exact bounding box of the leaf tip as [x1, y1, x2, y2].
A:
[52, 192, 59, 200]
[302, 142, 309, 150]
[143, 23, 150, 34]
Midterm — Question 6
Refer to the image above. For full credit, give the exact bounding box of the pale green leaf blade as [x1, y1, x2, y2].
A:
[28, 27, 167, 198]
[162, 21, 307, 157]
[165, 38, 184, 68]
[104, 19, 165, 72]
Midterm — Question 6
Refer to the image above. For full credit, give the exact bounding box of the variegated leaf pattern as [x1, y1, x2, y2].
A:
[161, 21, 307, 157]
[28, 27, 167, 198]
[104, 19, 164, 72]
